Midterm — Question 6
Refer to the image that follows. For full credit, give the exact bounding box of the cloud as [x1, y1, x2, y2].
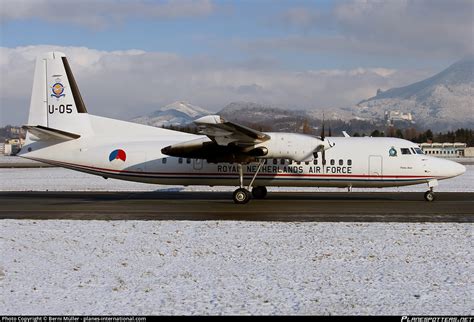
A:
[0, 45, 434, 125]
[0, 0, 215, 29]
[278, 7, 326, 31]
[264, 0, 474, 59]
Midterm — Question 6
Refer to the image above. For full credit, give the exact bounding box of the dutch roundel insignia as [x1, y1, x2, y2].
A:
[109, 149, 127, 162]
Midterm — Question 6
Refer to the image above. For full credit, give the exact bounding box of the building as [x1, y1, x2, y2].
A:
[385, 110, 414, 125]
[3, 138, 24, 156]
[464, 147, 474, 157]
[419, 142, 467, 157]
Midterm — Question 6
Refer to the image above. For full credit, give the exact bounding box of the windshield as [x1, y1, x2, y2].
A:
[414, 148, 424, 155]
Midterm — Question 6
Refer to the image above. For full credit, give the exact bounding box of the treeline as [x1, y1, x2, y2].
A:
[162, 122, 474, 146]
[364, 128, 474, 145]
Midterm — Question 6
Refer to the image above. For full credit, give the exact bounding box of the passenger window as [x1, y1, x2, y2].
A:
[313, 159, 318, 165]
[178, 158, 183, 164]
[305, 161, 309, 165]
[186, 158, 191, 164]
[348, 159, 352, 166]
[162, 158, 167, 164]
[400, 148, 411, 155]
[273, 159, 278, 165]
[297, 161, 301, 165]
[330, 159, 335, 165]
[280, 159, 285, 165]
[339, 159, 343, 166]
[289, 160, 293, 165]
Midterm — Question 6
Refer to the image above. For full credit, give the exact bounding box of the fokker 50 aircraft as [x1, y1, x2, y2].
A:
[19, 52, 466, 203]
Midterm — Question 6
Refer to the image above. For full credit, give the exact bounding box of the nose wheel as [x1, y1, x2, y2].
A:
[424, 190, 435, 202]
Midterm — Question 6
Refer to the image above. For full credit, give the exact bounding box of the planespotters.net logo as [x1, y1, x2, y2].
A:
[402, 317, 473, 322]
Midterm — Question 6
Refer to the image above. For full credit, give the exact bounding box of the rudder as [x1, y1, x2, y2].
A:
[26, 52, 92, 140]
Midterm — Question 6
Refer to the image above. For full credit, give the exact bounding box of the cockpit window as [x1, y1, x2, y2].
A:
[400, 148, 411, 155]
[414, 148, 424, 155]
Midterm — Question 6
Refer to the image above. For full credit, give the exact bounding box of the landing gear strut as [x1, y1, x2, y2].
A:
[232, 161, 266, 204]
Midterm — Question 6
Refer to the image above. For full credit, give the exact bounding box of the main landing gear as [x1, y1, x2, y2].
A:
[232, 161, 267, 204]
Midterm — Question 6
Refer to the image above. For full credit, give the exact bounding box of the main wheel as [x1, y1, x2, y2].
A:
[233, 188, 251, 204]
[252, 186, 267, 199]
[424, 190, 435, 202]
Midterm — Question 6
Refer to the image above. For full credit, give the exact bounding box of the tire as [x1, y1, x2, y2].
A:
[252, 186, 267, 199]
[233, 188, 251, 204]
[424, 191, 435, 202]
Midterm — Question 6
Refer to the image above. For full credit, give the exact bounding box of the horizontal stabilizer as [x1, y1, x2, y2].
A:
[23, 125, 81, 141]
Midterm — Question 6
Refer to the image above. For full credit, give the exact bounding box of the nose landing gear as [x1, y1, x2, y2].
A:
[424, 188, 435, 202]
[424, 179, 438, 202]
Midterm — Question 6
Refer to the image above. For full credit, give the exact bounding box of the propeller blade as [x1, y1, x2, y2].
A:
[320, 115, 325, 140]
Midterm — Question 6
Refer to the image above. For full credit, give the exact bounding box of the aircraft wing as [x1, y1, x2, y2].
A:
[194, 115, 270, 146]
[161, 115, 271, 162]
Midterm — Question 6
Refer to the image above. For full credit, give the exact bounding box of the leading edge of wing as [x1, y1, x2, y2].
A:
[194, 115, 270, 145]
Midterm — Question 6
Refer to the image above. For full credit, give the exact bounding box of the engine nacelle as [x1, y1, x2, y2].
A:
[254, 132, 331, 162]
[161, 132, 334, 163]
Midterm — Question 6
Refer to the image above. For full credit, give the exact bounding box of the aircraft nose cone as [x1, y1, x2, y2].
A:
[443, 159, 466, 178]
[454, 162, 466, 176]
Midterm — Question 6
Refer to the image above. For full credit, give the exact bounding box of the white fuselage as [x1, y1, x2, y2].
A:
[20, 115, 466, 189]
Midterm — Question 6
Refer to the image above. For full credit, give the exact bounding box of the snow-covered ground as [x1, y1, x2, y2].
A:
[1, 164, 472, 315]
[0, 221, 471, 315]
[1, 165, 473, 192]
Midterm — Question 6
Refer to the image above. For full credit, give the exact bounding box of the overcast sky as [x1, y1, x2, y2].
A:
[1, 0, 473, 125]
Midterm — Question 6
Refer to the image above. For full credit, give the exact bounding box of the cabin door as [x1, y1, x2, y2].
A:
[369, 155, 383, 177]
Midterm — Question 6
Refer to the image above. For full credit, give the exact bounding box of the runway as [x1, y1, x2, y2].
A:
[0, 191, 473, 222]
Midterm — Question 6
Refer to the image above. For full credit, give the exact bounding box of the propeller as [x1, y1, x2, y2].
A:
[316, 114, 334, 167]
[321, 116, 326, 166]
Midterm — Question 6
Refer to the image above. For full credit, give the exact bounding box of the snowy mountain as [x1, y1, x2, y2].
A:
[355, 57, 474, 130]
[218, 102, 310, 131]
[131, 101, 211, 127]
[131, 59, 473, 132]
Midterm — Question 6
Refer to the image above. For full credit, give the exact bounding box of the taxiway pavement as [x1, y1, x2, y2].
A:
[0, 191, 472, 222]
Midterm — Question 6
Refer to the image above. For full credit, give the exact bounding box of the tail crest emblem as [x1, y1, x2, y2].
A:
[51, 80, 65, 99]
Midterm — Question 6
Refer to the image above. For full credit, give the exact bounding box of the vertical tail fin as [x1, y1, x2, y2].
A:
[26, 52, 92, 140]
